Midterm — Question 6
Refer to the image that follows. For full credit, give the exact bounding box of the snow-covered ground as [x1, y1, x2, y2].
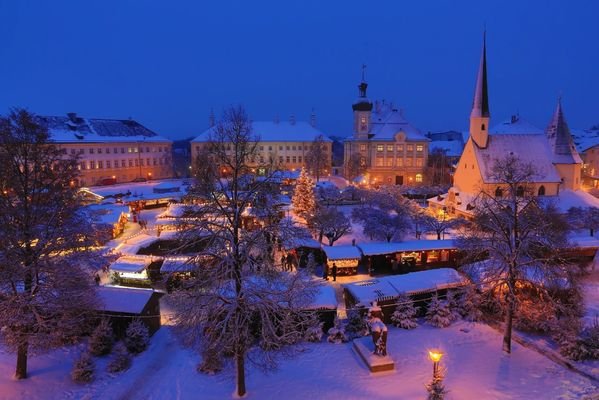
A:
[581, 268, 599, 328]
[0, 321, 596, 399]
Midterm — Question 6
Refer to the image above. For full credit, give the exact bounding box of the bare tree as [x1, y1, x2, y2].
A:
[308, 206, 351, 245]
[304, 134, 329, 182]
[345, 152, 367, 182]
[0, 109, 101, 379]
[351, 188, 412, 242]
[457, 154, 570, 353]
[417, 208, 464, 240]
[168, 106, 318, 397]
[567, 206, 599, 237]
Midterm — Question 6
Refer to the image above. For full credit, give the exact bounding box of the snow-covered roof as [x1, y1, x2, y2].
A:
[97, 285, 158, 314]
[344, 268, 468, 306]
[367, 104, 427, 141]
[160, 257, 196, 273]
[192, 121, 330, 143]
[41, 115, 171, 144]
[358, 240, 456, 256]
[490, 117, 544, 135]
[283, 237, 322, 250]
[88, 179, 188, 200]
[110, 256, 154, 273]
[571, 128, 599, 153]
[85, 203, 129, 225]
[472, 135, 562, 184]
[322, 245, 362, 260]
[539, 189, 599, 213]
[306, 284, 338, 310]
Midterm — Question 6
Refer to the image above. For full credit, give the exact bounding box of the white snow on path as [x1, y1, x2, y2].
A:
[1, 321, 596, 400]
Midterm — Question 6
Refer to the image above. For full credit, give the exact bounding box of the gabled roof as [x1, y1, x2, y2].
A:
[545, 100, 582, 164]
[97, 286, 159, 314]
[192, 121, 329, 143]
[472, 135, 562, 184]
[367, 103, 427, 141]
[40, 114, 171, 144]
[571, 128, 599, 153]
[490, 116, 543, 135]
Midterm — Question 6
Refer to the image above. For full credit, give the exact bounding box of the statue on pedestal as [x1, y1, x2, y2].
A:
[367, 303, 388, 356]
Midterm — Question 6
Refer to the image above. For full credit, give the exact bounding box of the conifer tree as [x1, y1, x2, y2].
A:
[124, 319, 150, 354]
[391, 293, 419, 329]
[426, 293, 452, 328]
[88, 319, 114, 356]
[344, 309, 369, 339]
[292, 167, 317, 219]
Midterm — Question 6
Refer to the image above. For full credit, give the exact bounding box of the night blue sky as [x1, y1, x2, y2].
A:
[1, 0, 598, 140]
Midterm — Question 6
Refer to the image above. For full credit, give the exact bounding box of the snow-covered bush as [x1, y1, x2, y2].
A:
[391, 293, 418, 329]
[125, 319, 150, 354]
[304, 320, 324, 343]
[107, 342, 132, 373]
[71, 352, 95, 383]
[426, 294, 452, 328]
[198, 348, 223, 374]
[559, 318, 599, 361]
[327, 317, 348, 344]
[344, 309, 368, 339]
[426, 378, 448, 400]
[88, 319, 114, 356]
[514, 297, 558, 333]
[457, 286, 483, 322]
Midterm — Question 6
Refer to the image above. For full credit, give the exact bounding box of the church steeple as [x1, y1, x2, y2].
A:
[469, 32, 490, 148]
[352, 65, 373, 139]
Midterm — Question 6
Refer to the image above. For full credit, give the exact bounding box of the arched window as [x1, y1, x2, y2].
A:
[495, 187, 503, 197]
[415, 174, 423, 183]
[481, 124, 486, 131]
[516, 186, 524, 197]
[538, 185, 545, 196]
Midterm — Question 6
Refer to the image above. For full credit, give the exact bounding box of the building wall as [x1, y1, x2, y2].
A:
[581, 146, 599, 187]
[191, 140, 332, 173]
[59, 142, 173, 187]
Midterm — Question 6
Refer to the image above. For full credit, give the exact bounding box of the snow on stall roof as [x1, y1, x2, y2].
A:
[357, 239, 456, 256]
[114, 231, 179, 255]
[85, 203, 129, 225]
[109, 256, 153, 273]
[160, 257, 196, 273]
[345, 268, 468, 306]
[97, 285, 156, 314]
[88, 179, 188, 200]
[322, 245, 362, 260]
[192, 121, 331, 143]
[283, 237, 322, 250]
[306, 284, 337, 310]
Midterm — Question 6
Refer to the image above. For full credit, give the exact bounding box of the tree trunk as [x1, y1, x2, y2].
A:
[502, 293, 514, 354]
[437, 232, 441, 240]
[318, 231, 323, 244]
[15, 341, 28, 379]
[236, 352, 246, 397]
[591, 228, 594, 237]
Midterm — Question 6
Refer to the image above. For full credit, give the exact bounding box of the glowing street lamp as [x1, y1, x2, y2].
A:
[428, 350, 443, 381]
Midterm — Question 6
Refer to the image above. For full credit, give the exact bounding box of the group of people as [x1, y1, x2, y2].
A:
[322, 262, 338, 281]
[280, 252, 296, 271]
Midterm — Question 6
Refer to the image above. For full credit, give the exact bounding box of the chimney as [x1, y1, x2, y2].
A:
[310, 109, 316, 127]
[511, 114, 519, 124]
[67, 112, 78, 122]
[290, 114, 296, 125]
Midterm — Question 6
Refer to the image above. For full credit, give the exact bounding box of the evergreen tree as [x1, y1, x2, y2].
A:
[107, 342, 131, 373]
[124, 319, 150, 354]
[445, 290, 461, 322]
[457, 286, 483, 322]
[426, 377, 448, 400]
[391, 293, 419, 329]
[426, 294, 453, 328]
[292, 167, 317, 219]
[71, 353, 95, 383]
[344, 309, 369, 339]
[88, 319, 114, 356]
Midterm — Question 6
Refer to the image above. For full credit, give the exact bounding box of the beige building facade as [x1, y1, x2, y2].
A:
[44, 113, 173, 187]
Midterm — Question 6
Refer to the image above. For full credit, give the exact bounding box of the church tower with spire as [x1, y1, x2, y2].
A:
[469, 33, 490, 149]
[546, 98, 582, 190]
[352, 65, 373, 140]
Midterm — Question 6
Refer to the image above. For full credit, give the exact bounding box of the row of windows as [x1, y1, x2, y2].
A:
[78, 158, 170, 170]
[374, 144, 424, 152]
[495, 185, 546, 197]
[374, 158, 424, 167]
[196, 144, 326, 153]
[68, 146, 169, 155]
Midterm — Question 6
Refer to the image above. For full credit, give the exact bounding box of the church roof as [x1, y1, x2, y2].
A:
[471, 134, 562, 184]
[490, 116, 544, 135]
[192, 121, 330, 143]
[367, 102, 427, 141]
[545, 100, 583, 164]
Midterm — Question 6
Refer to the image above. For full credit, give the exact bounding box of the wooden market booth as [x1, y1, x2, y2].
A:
[357, 239, 459, 276]
[322, 245, 362, 276]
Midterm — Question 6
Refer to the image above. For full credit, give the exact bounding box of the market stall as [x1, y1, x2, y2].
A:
[322, 245, 362, 275]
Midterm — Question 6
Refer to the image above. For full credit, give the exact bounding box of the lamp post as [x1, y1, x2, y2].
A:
[428, 350, 443, 381]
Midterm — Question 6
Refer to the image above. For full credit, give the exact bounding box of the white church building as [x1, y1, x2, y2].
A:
[429, 35, 599, 218]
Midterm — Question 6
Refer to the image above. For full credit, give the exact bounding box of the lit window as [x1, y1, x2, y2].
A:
[376, 145, 384, 152]
[416, 145, 423, 152]
[406, 158, 413, 166]
[397, 145, 403, 152]
[386, 158, 393, 167]
[375, 157, 384, 167]
[415, 174, 423, 183]
[407, 144, 414, 152]
[360, 144, 367, 152]
[397, 158, 403, 166]
[415, 158, 423, 167]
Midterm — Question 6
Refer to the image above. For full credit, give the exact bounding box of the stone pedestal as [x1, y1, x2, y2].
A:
[353, 336, 395, 373]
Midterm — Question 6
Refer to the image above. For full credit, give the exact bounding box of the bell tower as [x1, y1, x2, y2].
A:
[352, 65, 373, 140]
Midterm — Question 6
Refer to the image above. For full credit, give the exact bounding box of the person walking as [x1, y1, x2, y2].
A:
[332, 262, 338, 281]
